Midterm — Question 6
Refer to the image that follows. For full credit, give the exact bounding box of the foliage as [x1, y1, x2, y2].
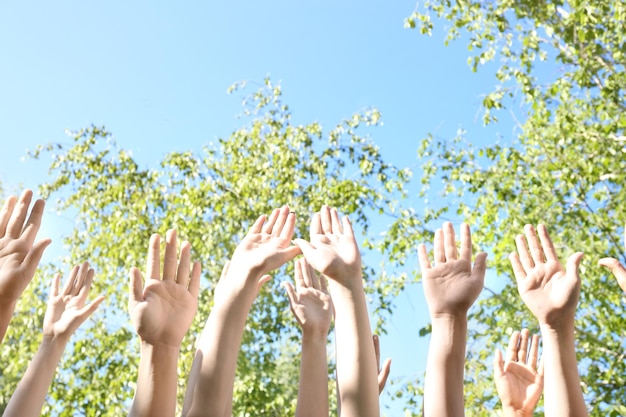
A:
[391, 0, 626, 415]
[4, 79, 410, 416]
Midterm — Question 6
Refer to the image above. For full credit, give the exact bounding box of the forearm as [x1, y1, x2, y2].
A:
[540, 322, 588, 417]
[129, 343, 181, 417]
[330, 280, 379, 417]
[4, 338, 66, 417]
[183, 281, 257, 417]
[0, 301, 16, 343]
[296, 331, 329, 417]
[423, 315, 468, 417]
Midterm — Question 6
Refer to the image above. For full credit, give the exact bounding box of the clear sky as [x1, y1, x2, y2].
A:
[0, 1, 515, 414]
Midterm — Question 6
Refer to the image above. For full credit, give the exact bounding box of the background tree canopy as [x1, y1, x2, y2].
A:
[0, 0, 625, 416]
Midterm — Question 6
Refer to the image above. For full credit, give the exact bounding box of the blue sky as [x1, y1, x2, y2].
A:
[0, 1, 516, 414]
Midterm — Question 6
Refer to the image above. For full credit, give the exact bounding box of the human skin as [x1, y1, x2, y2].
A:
[510, 224, 588, 417]
[418, 222, 487, 417]
[128, 230, 201, 417]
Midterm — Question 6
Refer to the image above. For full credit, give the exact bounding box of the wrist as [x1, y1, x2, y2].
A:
[501, 406, 533, 417]
[140, 340, 181, 358]
[539, 316, 575, 334]
[327, 274, 364, 294]
[302, 326, 330, 342]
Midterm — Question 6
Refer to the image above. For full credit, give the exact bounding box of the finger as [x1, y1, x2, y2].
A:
[320, 205, 332, 234]
[282, 281, 298, 308]
[262, 209, 280, 234]
[147, 234, 161, 279]
[342, 216, 355, 238]
[537, 224, 558, 262]
[256, 274, 272, 292]
[293, 239, 316, 263]
[566, 252, 584, 280]
[524, 224, 545, 265]
[301, 258, 313, 288]
[19, 198, 45, 246]
[271, 206, 290, 237]
[509, 252, 527, 281]
[373, 334, 381, 368]
[20, 238, 52, 279]
[279, 211, 297, 241]
[295, 258, 305, 290]
[76, 295, 105, 323]
[0, 195, 17, 237]
[129, 267, 144, 306]
[443, 222, 458, 261]
[493, 349, 505, 378]
[599, 257, 626, 292]
[515, 233, 534, 272]
[472, 252, 488, 282]
[309, 212, 323, 237]
[50, 273, 61, 298]
[72, 262, 90, 296]
[75, 268, 96, 307]
[319, 273, 329, 293]
[518, 328, 530, 363]
[330, 208, 342, 234]
[6, 190, 33, 238]
[176, 241, 192, 285]
[528, 333, 540, 368]
[418, 243, 432, 271]
[62, 265, 80, 296]
[459, 223, 472, 261]
[188, 261, 202, 297]
[378, 358, 391, 395]
[433, 229, 445, 264]
[307, 261, 321, 290]
[506, 331, 520, 362]
[163, 229, 178, 281]
[248, 214, 266, 234]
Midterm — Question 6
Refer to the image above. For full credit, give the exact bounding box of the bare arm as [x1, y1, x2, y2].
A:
[4, 263, 103, 417]
[0, 190, 51, 342]
[418, 222, 487, 417]
[510, 224, 588, 417]
[128, 230, 201, 417]
[182, 206, 301, 417]
[283, 258, 332, 417]
[295, 206, 379, 417]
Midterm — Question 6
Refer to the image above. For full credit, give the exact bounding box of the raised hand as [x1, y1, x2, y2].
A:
[418, 222, 487, 318]
[494, 330, 544, 417]
[509, 224, 588, 417]
[3, 262, 103, 417]
[420, 222, 486, 417]
[43, 262, 104, 343]
[509, 224, 583, 327]
[283, 258, 332, 336]
[293, 205, 361, 287]
[231, 206, 301, 273]
[0, 190, 50, 306]
[285, 258, 332, 417]
[129, 230, 201, 348]
[128, 229, 201, 417]
[598, 225, 626, 292]
[373, 335, 391, 394]
[183, 208, 301, 417]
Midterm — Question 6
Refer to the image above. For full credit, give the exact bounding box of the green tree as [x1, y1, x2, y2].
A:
[3, 79, 410, 416]
[387, 0, 626, 415]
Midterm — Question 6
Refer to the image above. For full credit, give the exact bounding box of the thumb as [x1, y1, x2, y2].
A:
[493, 349, 504, 378]
[293, 238, 315, 258]
[599, 257, 626, 292]
[566, 252, 584, 276]
[129, 267, 144, 307]
[256, 274, 272, 294]
[282, 281, 297, 307]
